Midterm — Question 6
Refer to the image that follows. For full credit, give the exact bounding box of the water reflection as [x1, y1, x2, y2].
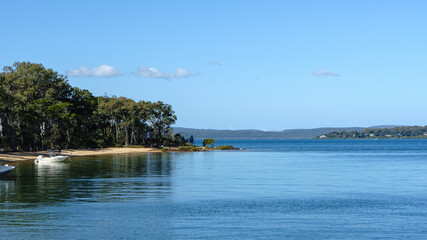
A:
[35, 162, 68, 179]
[2, 153, 174, 204]
[67, 154, 174, 202]
[0, 180, 15, 203]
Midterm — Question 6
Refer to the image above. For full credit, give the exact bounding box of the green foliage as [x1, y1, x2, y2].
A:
[215, 145, 238, 150]
[319, 126, 427, 139]
[147, 101, 177, 147]
[161, 147, 169, 152]
[177, 145, 203, 152]
[202, 138, 215, 147]
[0, 62, 73, 151]
[176, 145, 237, 151]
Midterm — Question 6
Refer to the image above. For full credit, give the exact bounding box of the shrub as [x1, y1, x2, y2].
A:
[178, 145, 203, 152]
[161, 147, 169, 152]
[202, 138, 215, 147]
[215, 145, 238, 150]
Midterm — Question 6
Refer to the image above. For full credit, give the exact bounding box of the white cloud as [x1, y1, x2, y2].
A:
[136, 66, 198, 79]
[312, 70, 340, 77]
[208, 61, 221, 66]
[68, 65, 123, 77]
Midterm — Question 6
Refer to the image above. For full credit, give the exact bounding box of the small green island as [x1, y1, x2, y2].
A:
[316, 126, 427, 139]
[162, 138, 239, 152]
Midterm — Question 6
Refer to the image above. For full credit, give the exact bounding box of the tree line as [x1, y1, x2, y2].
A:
[318, 126, 427, 139]
[0, 62, 188, 151]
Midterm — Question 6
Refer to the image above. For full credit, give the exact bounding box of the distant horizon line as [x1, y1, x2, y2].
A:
[173, 125, 412, 132]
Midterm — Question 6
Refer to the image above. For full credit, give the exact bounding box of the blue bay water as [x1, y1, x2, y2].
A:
[1, 139, 427, 239]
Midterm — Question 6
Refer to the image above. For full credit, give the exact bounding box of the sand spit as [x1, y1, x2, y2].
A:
[0, 147, 161, 162]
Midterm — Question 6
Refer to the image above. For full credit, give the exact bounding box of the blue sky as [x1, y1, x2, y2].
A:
[1, 1, 427, 130]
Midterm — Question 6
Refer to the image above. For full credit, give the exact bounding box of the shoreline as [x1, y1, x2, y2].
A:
[0, 147, 162, 162]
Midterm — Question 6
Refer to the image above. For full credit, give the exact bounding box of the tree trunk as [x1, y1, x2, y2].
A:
[125, 127, 129, 146]
[40, 121, 46, 148]
[131, 131, 136, 145]
[9, 127, 16, 151]
[0, 118, 3, 139]
[18, 123, 24, 151]
[66, 129, 71, 148]
[114, 118, 120, 144]
[157, 126, 162, 147]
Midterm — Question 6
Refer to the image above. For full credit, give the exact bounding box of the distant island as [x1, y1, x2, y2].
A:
[173, 125, 403, 139]
[316, 126, 427, 139]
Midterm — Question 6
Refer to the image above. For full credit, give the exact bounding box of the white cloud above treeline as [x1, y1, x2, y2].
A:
[136, 66, 198, 79]
[312, 70, 340, 77]
[68, 65, 123, 77]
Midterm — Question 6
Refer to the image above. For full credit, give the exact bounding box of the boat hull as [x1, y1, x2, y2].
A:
[35, 155, 68, 163]
[0, 165, 15, 178]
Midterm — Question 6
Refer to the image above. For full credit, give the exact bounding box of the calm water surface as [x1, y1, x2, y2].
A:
[1, 139, 427, 239]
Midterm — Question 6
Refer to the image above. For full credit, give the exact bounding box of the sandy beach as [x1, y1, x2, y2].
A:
[0, 147, 161, 162]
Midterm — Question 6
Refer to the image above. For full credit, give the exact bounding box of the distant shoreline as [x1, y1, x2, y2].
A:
[0, 147, 162, 162]
[173, 126, 404, 139]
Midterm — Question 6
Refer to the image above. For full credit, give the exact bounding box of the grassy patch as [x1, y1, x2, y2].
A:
[177, 146, 204, 152]
[214, 145, 238, 150]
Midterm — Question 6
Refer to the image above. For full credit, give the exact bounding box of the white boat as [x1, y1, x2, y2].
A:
[35, 151, 69, 163]
[0, 165, 15, 177]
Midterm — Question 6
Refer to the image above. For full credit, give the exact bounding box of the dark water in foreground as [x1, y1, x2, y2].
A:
[1, 139, 427, 239]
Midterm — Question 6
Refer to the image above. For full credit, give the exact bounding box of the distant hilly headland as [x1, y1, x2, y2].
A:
[173, 125, 403, 139]
[316, 125, 427, 139]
